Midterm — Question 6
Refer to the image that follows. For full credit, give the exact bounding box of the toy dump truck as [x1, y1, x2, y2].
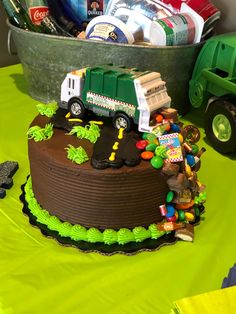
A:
[189, 33, 236, 154]
[60, 65, 171, 132]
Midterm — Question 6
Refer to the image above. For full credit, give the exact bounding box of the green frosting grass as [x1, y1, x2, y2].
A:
[65, 145, 89, 164]
[68, 123, 100, 143]
[37, 102, 58, 118]
[27, 123, 53, 142]
[25, 177, 166, 245]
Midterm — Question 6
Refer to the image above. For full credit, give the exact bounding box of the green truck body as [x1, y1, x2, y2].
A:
[189, 33, 236, 153]
[60, 65, 171, 132]
[81, 66, 140, 124]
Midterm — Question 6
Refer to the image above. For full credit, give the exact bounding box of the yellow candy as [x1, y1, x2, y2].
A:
[109, 152, 116, 161]
[112, 142, 119, 150]
[185, 212, 195, 222]
[175, 211, 179, 220]
[185, 164, 192, 177]
[178, 133, 184, 144]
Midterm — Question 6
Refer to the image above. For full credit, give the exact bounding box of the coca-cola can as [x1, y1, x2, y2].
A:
[159, 204, 167, 216]
[184, 0, 221, 38]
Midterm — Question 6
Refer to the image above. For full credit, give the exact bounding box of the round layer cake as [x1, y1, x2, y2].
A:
[23, 111, 205, 254]
[28, 115, 169, 230]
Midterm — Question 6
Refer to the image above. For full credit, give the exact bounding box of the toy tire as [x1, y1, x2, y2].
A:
[113, 113, 132, 132]
[68, 97, 85, 118]
[189, 81, 209, 108]
[205, 99, 236, 153]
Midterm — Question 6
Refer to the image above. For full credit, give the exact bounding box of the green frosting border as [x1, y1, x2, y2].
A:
[24, 177, 166, 245]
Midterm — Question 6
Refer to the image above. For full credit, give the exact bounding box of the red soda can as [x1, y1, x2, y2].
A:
[159, 204, 167, 216]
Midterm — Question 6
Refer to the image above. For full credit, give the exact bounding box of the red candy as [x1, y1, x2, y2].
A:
[166, 215, 177, 222]
[136, 140, 148, 150]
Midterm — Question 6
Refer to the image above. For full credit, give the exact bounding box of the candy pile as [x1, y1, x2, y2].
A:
[136, 107, 206, 241]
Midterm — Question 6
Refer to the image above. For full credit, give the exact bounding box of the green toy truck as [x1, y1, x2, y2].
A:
[60, 65, 171, 132]
[189, 33, 236, 154]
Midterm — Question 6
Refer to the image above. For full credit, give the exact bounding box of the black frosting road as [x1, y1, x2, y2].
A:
[51, 108, 141, 169]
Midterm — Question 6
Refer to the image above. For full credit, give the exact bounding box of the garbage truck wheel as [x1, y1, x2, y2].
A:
[68, 97, 85, 118]
[205, 99, 236, 153]
[113, 113, 132, 132]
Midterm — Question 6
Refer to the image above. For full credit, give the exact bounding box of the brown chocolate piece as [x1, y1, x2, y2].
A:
[177, 189, 192, 203]
[175, 224, 194, 242]
[166, 173, 189, 193]
[159, 108, 178, 122]
[162, 162, 180, 176]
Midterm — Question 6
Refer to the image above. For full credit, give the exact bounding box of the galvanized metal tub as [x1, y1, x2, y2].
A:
[8, 20, 204, 115]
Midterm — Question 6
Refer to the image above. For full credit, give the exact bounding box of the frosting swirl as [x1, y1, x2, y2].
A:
[24, 177, 167, 245]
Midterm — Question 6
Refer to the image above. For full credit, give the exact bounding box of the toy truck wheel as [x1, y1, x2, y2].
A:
[68, 98, 85, 118]
[205, 99, 236, 153]
[113, 113, 132, 132]
[189, 81, 208, 108]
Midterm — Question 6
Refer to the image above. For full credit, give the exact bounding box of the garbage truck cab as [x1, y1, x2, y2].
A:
[60, 65, 171, 132]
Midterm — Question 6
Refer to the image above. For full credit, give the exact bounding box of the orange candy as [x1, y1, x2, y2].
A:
[141, 151, 154, 160]
[164, 123, 171, 132]
[155, 114, 164, 123]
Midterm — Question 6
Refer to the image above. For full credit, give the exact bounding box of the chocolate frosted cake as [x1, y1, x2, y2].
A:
[22, 66, 206, 254]
[28, 116, 168, 230]
[22, 105, 206, 255]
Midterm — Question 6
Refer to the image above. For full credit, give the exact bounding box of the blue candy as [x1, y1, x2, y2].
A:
[166, 204, 175, 218]
[171, 123, 181, 133]
[186, 154, 196, 167]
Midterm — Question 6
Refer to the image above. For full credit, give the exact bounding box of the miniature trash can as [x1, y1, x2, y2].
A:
[7, 20, 204, 115]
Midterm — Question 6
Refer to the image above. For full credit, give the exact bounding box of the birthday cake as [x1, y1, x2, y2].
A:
[22, 66, 206, 254]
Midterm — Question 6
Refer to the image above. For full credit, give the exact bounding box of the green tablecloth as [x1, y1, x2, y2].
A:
[0, 64, 236, 314]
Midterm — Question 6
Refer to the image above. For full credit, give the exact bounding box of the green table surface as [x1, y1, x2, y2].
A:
[1, 64, 236, 314]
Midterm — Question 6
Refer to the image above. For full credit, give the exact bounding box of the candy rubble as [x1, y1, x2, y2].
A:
[136, 107, 206, 241]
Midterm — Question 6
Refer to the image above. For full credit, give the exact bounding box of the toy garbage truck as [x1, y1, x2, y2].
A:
[189, 33, 236, 154]
[60, 65, 171, 132]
